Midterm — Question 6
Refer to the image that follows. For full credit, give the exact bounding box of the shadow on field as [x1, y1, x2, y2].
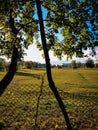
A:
[16, 72, 40, 79]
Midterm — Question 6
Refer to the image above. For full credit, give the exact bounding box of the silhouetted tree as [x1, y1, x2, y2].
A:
[95, 63, 98, 68]
[71, 60, 77, 69]
[77, 62, 82, 68]
[24, 61, 33, 69]
[35, 0, 72, 129]
[0, 1, 38, 95]
[85, 58, 94, 68]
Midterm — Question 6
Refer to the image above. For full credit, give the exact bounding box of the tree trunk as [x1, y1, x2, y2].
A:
[0, 46, 18, 96]
[35, 0, 72, 129]
[0, 9, 18, 96]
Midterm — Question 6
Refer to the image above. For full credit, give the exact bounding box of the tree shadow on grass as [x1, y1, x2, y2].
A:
[16, 72, 41, 79]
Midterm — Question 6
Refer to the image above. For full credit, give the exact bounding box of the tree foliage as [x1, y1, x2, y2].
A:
[71, 60, 77, 69]
[85, 58, 94, 68]
[0, 0, 98, 60]
[0, 0, 38, 59]
[0, 61, 5, 71]
[24, 61, 32, 69]
[0, 0, 39, 95]
[42, 0, 98, 59]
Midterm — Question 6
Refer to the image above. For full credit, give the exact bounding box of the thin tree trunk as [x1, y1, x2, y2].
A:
[0, 9, 18, 96]
[35, 0, 72, 129]
[0, 46, 18, 96]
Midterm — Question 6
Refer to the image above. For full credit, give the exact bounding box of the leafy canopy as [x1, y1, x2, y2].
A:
[0, 0, 98, 60]
[42, 0, 98, 59]
[0, 0, 38, 58]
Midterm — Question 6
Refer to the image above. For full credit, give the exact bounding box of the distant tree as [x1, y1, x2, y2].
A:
[0, 58, 5, 63]
[17, 61, 24, 70]
[24, 61, 41, 69]
[32, 62, 39, 68]
[95, 63, 98, 68]
[71, 60, 77, 69]
[51, 64, 56, 68]
[0, 58, 6, 71]
[4, 62, 10, 71]
[85, 58, 94, 68]
[0, 61, 4, 71]
[24, 61, 33, 69]
[57, 65, 62, 69]
[77, 62, 82, 68]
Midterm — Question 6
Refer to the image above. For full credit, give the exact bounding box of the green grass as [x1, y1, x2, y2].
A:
[0, 68, 98, 130]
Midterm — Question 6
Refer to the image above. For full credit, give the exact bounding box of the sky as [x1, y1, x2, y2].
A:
[2, 43, 97, 64]
[23, 44, 98, 65]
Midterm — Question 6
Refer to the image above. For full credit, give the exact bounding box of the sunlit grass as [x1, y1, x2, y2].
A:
[0, 68, 98, 129]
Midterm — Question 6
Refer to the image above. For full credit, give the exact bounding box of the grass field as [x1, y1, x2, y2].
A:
[0, 68, 98, 130]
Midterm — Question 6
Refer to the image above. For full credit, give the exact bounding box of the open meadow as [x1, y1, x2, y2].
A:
[0, 68, 98, 130]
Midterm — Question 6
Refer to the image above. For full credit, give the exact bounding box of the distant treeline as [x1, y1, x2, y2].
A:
[0, 58, 98, 71]
[0, 58, 46, 71]
[57, 58, 98, 69]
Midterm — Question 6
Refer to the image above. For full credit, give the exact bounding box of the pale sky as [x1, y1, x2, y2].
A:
[2, 44, 97, 64]
[23, 44, 97, 65]
[24, 44, 64, 64]
[24, 44, 45, 63]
